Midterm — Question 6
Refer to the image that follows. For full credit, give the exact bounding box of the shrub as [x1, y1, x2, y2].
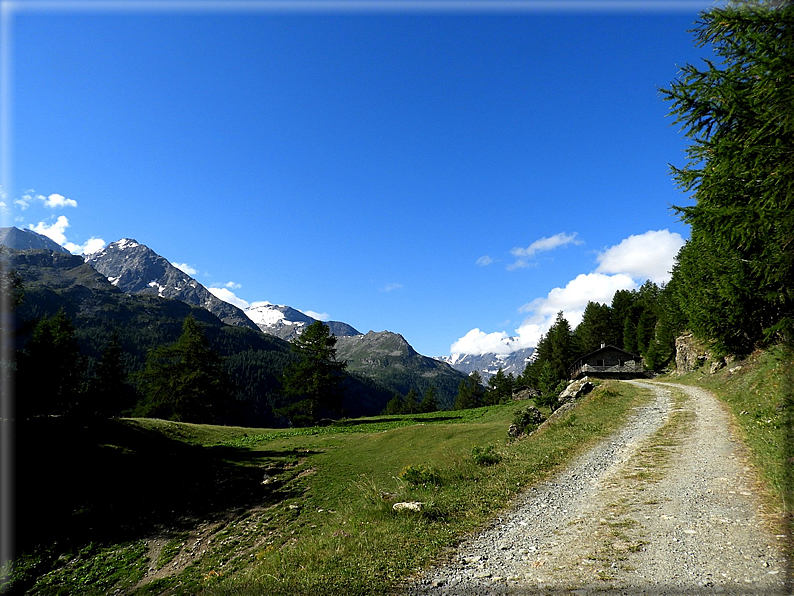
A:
[471, 445, 502, 466]
[512, 405, 546, 436]
[398, 464, 442, 487]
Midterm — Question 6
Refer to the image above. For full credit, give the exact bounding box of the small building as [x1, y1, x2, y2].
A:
[569, 344, 645, 380]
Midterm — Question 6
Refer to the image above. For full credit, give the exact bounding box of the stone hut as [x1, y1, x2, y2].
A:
[569, 344, 644, 380]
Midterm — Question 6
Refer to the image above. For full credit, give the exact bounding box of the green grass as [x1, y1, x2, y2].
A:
[6, 380, 652, 595]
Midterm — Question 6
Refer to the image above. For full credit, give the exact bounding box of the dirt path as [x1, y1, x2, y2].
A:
[404, 381, 790, 595]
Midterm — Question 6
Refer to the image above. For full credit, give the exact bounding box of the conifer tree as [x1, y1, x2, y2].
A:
[278, 321, 347, 426]
[454, 370, 485, 410]
[662, 0, 794, 351]
[137, 315, 234, 423]
[384, 393, 405, 415]
[17, 309, 83, 418]
[418, 385, 439, 413]
[573, 301, 615, 354]
[485, 368, 514, 405]
[403, 387, 419, 414]
[88, 332, 137, 417]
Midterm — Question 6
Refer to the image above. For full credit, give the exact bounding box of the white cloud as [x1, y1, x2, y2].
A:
[513, 323, 546, 350]
[28, 215, 106, 255]
[43, 193, 77, 209]
[16, 191, 77, 210]
[511, 232, 581, 259]
[173, 262, 199, 275]
[476, 255, 494, 267]
[451, 272, 637, 355]
[509, 232, 582, 270]
[381, 283, 403, 293]
[595, 229, 685, 284]
[450, 327, 538, 356]
[208, 287, 250, 309]
[451, 329, 511, 355]
[449, 229, 683, 356]
[14, 195, 31, 210]
[519, 272, 638, 329]
[302, 309, 330, 321]
[65, 237, 106, 255]
[29, 216, 70, 245]
[224, 281, 242, 289]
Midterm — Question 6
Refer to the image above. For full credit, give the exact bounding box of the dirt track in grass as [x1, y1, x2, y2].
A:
[404, 381, 790, 595]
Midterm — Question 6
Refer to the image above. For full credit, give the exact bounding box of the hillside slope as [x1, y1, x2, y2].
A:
[335, 331, 468, 409]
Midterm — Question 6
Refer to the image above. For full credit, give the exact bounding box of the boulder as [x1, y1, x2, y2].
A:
[393, 501, 424, 512]
[513, 388, 540, 401]
[558, 378, 594, 403]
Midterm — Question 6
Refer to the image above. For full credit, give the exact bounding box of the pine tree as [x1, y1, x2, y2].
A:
[137, 315, 235, 423]
[485, 368, 515, 405]
[610, 289, 638, 350]
[454, 370, 485, 410]
[404, 388, 419, 414]
[662, 0, 794, 351]
[87, 332, 137, 417]
[522, 312, 576, 399]
[17, 309, 83, 418]
[417, 385, 439, 413]
[573, 301, 615, 354]
[278, 321, 347, 426]
[384, 393, 405, 415]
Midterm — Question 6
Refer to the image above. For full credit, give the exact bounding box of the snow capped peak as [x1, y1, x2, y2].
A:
[115, 238, 140, 250]
[438, 347, 535, 380]
[245, 304, 291, 327]
[447, 353, 463, 366]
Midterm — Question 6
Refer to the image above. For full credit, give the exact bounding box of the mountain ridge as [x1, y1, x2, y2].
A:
[439, 347, 534, 380]
[245, 302, 361, 341]
[335, 331, 467, 410]
[1, 227, 536, 371]
[0, 226, 71, 254]
[85, 238, 260, 331]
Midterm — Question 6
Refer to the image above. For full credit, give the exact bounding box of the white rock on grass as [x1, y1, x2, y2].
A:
[393, 501, 424, 512]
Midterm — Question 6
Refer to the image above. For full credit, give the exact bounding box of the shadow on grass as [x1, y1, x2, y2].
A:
[12, 416, 302, 591]
[207, 446, 322, 461]
[331, 414, 462, 427]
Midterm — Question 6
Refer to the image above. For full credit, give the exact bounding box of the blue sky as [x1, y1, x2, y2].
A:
[2, 1, 713, 357]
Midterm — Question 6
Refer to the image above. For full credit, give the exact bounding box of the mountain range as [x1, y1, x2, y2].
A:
[439, 348, 535, 380]
[2, 227, 473, 420]
[0, 226, 70, 254]
[3, 226, 531, 390]
[85, 239, 260, 331]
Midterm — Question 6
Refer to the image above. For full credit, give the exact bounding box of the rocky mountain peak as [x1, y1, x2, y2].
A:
[86, 239, 259, 331]
[0, 226, 71, 254]
[439, 347, 535, 380]
[244, 302, 361, 341]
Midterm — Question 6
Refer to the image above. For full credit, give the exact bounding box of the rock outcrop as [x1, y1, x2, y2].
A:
[558, 377, 594, 404]
[674, 333, 710, 373]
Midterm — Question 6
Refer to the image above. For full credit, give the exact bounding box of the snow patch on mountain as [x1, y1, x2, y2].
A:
[244, 302, 361, 342]
[438, 347, 535, 380]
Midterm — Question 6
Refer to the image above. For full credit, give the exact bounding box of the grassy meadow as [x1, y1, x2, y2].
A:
[6, 381, 651, 595]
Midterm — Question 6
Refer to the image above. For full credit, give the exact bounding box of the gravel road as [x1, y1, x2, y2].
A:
[404, 381, 790, 595]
